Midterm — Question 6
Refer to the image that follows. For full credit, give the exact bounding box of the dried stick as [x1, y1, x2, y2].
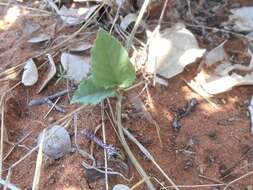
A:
[32, 129, 45, 190]
[3, 169, 12, 190]
[3, 132, 31, 161]
[223, 170, 253, 190]
[0, 178, 20, 190]
[0, 94, 6, 178]
[43, 97, 61, 119]
[126, 0, 150, 51]
[116, 94, 155, 190]
[123, 128, 179, 190]
[101, 102, 109, 190]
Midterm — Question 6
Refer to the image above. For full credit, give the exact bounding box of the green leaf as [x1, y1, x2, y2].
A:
[71, 78, 116, 105]
[91, 28, 136, 89]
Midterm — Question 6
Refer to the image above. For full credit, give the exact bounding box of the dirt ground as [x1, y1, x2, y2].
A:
[1, 0, 253, 190]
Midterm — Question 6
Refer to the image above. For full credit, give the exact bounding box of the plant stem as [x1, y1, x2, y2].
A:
[116, 94, 155, 190]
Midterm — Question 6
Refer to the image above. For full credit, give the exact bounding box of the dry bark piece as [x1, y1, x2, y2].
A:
[38, 125, 71, 159]
[146, 23, 206, 79]
[37, 54, 56, 94]
[21, 59, 38, 86]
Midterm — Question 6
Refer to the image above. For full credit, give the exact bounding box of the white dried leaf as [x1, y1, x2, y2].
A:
[38, 125, 71, 159]
[154, 76, 168, 86]
[27, 33, 51, 43]
[113, 184, 130, 190]
[195, 60, 253, 94]
[23, 23, 40, 35]
[59, 5, 98, 26]
[191, 41, 253, 94]
[61, 53, 90, 83]
[22, 59, 38, 86]
[228, 7, 253, 32]
[205, 41, 227, 66]
[116, 0, 125, 7]
[120, 13, 137, 31]
[69, 42, 92, 52]
[146, 23, 206, 79]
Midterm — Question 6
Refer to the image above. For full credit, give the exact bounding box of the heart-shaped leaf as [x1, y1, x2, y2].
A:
[91, 28, 135, 89]
[71, 78, 116, 105]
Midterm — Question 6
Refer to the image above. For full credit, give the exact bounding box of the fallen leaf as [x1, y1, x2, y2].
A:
[37, 54, 57, 93]
[120, 13, 137, 31]
[61, 52, 90, 83]
[21, 59, 38, 86]
[146, 23, 206, 79]
[27, 33, 51, 43]
[227, 6, 253, 32]
[69, 42, 92, 52]
[113, 184, 130, 190]
[59, 5, 99, 26]
[38, 125, 71, 159]
[192, 42, 253, 94]
[205, 40, 227, 66]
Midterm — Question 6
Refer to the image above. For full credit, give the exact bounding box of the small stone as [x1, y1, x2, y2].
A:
[48, 116, 55, 124]
[208, 130, 217, 140]
[38, 125, 71, 159]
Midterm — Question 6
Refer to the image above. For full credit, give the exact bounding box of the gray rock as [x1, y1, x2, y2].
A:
[38, 125, 71, 159]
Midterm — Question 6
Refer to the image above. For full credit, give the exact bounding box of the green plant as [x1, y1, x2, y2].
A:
[71, 28, 136, 105]
[55, 65, 68, 85]
[72, 28, 157, 190]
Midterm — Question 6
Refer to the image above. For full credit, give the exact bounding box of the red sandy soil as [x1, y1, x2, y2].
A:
[1, 1, 253, 190]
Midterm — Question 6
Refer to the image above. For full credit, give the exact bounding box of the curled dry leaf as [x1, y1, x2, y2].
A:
[226, 6, 253, 32]
[21, 59, 38, 86]
[120, 13, 137, 31]
[193, 42, 253, 94]
[120, 13, 145, 33]
[37, 125, 71, 159]
[27, 33, 51, 43]
[59, 5, 99, 26]
[113, 184, 130, 190]
[146, 23, 206, 79]
[61, 52, 90, 83]
[37, 54, 57, 93]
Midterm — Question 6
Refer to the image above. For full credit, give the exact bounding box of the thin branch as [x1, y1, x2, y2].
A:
[126, 0, 150, 51]
[101, 102, 109, 190]
[32, 129, 45, 190]
[116, 94, 155, 190]
[223, 170, 253, 190]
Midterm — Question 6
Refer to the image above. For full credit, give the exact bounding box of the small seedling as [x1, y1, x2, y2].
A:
[55, 65, 68, 85]
[71, 28, 136, 104]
